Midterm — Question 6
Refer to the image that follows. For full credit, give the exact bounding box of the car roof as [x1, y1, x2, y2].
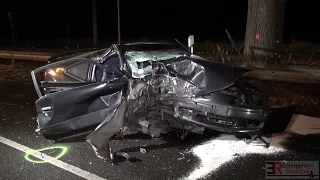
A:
[124, 42, 171, 45]
[118, 42, 186, 52]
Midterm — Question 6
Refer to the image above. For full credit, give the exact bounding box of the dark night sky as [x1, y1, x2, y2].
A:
[0, 0, 319, 44]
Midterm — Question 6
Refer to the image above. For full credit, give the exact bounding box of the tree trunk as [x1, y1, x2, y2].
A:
[244, 0, 286, 61]
[117, 0, 121, 44]
[7, 12, 16, 49]
[275, 0, 286, 43]
[92, 0, 98, 47]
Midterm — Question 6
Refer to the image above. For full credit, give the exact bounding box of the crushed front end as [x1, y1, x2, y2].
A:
[87, 57, 296, 161]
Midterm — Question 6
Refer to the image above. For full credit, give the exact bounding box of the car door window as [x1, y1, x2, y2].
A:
[94, 54, 121, 82]
[104, 55, 122, 79]
[32, 58, 110, 97]
[65, 62, 90, 81]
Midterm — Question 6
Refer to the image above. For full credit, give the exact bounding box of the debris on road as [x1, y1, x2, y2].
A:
[116, 152, 130, 159]
[140, 148, 147, 153]
[177, 152, 186, 161]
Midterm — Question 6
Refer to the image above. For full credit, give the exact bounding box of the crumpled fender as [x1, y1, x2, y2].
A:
[86, 97, 127, 162]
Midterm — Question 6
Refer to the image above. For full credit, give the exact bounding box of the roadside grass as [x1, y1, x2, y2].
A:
[0, 60, 43, 81]
[248, 79, 320, 117]
[194, 40, 320, 66]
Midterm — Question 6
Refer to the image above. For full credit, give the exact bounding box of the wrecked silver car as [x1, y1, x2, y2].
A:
[31, 43, 296, 162]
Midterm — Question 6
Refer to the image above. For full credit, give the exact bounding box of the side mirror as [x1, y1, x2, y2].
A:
[188, 35, 194, 54]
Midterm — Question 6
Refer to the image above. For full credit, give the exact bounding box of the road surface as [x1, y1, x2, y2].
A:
[0, 80, 319, 180]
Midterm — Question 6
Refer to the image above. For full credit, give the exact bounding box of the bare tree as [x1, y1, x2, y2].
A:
[244, 0, 286, 61]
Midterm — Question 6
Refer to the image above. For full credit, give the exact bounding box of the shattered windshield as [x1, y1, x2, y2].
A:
[125, 49, 188, 78]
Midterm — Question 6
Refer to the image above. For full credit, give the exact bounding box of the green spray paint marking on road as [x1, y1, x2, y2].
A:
[24, 146, 68, 163]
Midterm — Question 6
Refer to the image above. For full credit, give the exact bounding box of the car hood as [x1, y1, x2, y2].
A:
[135, 56, 251, 96]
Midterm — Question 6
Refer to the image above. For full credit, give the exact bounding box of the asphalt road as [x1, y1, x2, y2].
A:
[0, 80, 319, 180]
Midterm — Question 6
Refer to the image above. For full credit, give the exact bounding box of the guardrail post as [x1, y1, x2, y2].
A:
[188, 35, 194, 54]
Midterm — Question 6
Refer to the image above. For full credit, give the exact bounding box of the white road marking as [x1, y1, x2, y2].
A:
[0, 136, 106, 180]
